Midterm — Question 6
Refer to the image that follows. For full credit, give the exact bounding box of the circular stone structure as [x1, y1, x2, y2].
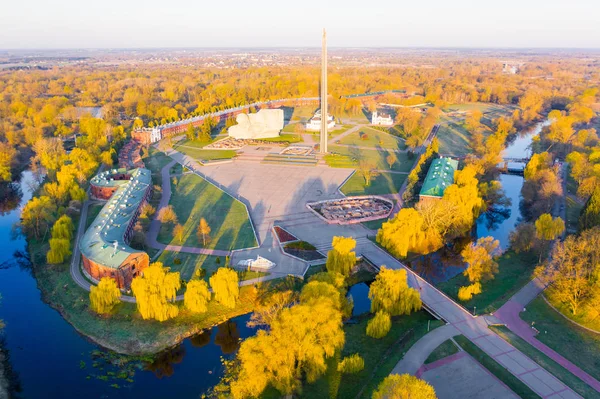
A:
[306, 196, 393, 225]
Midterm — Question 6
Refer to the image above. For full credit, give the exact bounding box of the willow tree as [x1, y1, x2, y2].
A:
[52, 214, 74, 240]
[21, 195, 56, 238]
[366, 311, 391, 338]
[89, 277, 121, 314]
[326, 236, 357, 276]
[184, 279, 211, 313]
[373, 374, 437, 399]
[535, 213, 565, 241]
[209, 268, 239, 309]
[376, 208, 425, 258]
[131, 262, 181, 321]
[46, 238, 71, 264]
[337, 354, 364, 374]
[461, 236, 501, 284]
[369, 267, 421, 316]
[229, 301, 345, 398]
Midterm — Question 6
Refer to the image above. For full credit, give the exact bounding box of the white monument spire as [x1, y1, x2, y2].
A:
[320, 28, 328, 154]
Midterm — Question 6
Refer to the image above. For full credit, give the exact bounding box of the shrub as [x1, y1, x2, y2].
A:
[458, 282, 482, 301]
[284, 241, 317, 251]
[366, 311, 391, 338]
[337, 354, 365, 374]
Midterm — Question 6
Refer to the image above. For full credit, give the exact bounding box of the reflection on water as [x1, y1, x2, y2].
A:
[0, 171, 260, 398]
[348, 282, 372, 316]
[409, 121, 547, 284]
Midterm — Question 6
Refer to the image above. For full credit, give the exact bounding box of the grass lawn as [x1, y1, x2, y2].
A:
[157, 251, 268, 282]
[520, 296, 600, 379]
[340, 172, 406, 196]
[157, 174, 257, 250]
[142, 148, 173, 186]
[328, 145, 413, 172]
[299, 311, 443, 399]
[436, 115, 488, 157]
[490, 325, 599, 399]
[436, 251, 538, 314]
[259, 133, 303, 143]
[173, 146, 237, 161]
[453, 335, 540, 399]
[86, 203, 103, 229]
[424, 339, 459, 364]
[338, 127, 406, 151]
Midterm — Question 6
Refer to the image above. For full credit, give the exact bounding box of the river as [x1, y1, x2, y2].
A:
[0, 172, 264, 398]
[409, 120, 546, 284]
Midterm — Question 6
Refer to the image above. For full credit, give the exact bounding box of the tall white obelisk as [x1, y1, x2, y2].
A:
[320, 29, 328, 154]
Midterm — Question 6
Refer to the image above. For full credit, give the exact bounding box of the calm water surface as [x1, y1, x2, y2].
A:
[0, 172, 259, 398]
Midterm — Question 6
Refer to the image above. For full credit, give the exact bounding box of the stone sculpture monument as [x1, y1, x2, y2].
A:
[228, 109, 284, 139]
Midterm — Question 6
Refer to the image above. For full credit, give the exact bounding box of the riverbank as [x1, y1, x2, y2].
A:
[28, 233, 264, 355]
[0, 346, 8, 399]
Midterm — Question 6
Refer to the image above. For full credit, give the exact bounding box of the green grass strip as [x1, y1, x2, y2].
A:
[490, 326, 599, 399]
[453, 335, 540, 399]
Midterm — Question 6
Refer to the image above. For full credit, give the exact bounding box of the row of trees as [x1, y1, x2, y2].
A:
[90, 262, 240, 322]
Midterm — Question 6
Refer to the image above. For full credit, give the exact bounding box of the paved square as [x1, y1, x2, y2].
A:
[423, 354, 518, 399]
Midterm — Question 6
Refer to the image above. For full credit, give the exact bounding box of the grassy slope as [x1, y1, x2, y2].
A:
[299, 311, 443, 399]
[520, 297, 600, 379]
[340, 172, 406, 196]
[142, 148, 173, 186]
[157, 174, 257, 250]
[453, 335, 540, 399]
[157, 251, 267, 282]
[490, 326, 599, 398]
[328, 145, 413, 172]
[436, 251, 538, 314]
[424, 339, 459, 364]
[338, 128, 406, 151]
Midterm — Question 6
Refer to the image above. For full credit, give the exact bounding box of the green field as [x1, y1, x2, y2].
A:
[453, 335, 539, 398]
[328, 145, 413, 172]
[437, 251, 538, 314]
[425, 339, 459, 364]
[521, 296, 600, 378]
[437, 103, 516, 156]
[173, 146, 237, 161]
[340, 171, 406, 196]
[157, 174, 257, 250]
[157, 251, 267, 282]
[86, 203, 103, 229]
[142, 147, 174, 186]
[337, 127, 406, 151]
[490, 325, 599, 398]
[258, 133, 303, 143]
[297, 311, 443, 399]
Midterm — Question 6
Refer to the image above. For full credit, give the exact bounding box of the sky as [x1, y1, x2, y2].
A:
[1, 0, 599, 49]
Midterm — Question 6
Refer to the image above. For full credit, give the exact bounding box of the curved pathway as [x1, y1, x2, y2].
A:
[494, 278, 600, 394]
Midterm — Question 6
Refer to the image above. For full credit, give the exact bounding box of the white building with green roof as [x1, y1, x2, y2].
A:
[418, 157, 459, 200]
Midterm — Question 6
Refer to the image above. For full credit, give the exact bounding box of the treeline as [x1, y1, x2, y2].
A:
[1, 58, 596, 182]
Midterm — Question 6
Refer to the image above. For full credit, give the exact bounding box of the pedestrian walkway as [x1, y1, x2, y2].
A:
[495, 279, 600, 394]
[359, 244, 582, 398]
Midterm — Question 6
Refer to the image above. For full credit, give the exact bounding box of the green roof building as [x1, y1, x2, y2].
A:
[419, 157, 459, 199]
[81, 167, 152, 289]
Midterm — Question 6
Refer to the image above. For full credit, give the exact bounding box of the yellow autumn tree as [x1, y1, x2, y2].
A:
[369, 267, 422, 316]
[373, 374, 437, 399]
[184, 279, 211, 313]
[197, 217, 211, 246]
[89, 277, 121, 314]
[209, 268, 239, 309]
[230, 301, 345, 398]
[131, 262, 181, 321]
[376, 208, 425, 258]
[325, 236, 358, 276]
[366, 311, 391, 338]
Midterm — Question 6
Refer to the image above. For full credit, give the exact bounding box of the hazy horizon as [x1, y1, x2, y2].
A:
[1, 0, 599, 49]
